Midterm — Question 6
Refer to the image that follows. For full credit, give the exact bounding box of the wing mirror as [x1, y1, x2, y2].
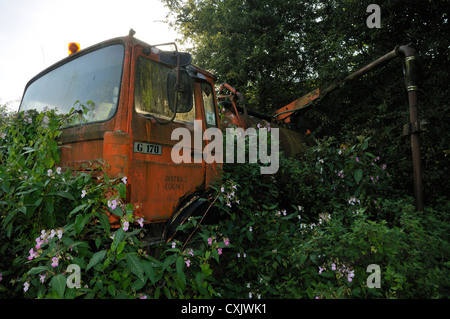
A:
[167, 68, 193, 113]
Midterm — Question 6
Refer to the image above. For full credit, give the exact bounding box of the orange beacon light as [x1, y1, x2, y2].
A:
[68, 43, 80, 55]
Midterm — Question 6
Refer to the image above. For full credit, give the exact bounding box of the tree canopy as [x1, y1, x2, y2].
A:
[162, 0, 449, 204]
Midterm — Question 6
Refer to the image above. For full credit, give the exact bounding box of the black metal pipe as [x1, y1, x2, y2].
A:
[322, 48, 399, 96]
[397, 45, 424, 211]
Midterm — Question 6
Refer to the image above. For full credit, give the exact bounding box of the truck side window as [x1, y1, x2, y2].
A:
[202, 83, 217, 128]
[134, 56, 195, 124]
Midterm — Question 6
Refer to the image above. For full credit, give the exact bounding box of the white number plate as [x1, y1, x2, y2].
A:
[133, 142, 162, 155]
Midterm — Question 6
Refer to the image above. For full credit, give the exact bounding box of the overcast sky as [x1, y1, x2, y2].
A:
[0, 0, 182, 110]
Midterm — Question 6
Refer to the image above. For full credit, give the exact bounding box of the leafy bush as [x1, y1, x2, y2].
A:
[1, 107, 449, 299]
[0, 109, 226, 299]
[211, 132, 450, 298]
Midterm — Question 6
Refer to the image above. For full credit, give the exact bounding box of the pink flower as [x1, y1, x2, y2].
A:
[356, 157, 360, 162]
[347, 270, 355, 282]
[108, 199, 118, 210]
[224, 238, 230, 246]
[185, 259, 191, 267]
[51, 257, 59, 268]
[122, 177, 127, 184]
[207, 238, 213, 246]
[137, 218, 144, 228]
[28, 248, 38, 260]
[123, 221, 129, 232]
[23, 282, 30, 292]
[81, 190, 87, 198]
[39, 274, 47, 284]
[35, 237, 44, 249]
[218, 248, 222, 255]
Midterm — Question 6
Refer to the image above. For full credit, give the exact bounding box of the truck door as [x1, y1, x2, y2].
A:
[129, 49, 206, 222]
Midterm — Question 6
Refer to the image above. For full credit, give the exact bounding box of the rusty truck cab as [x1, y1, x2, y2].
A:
[19, 35, 222, 240]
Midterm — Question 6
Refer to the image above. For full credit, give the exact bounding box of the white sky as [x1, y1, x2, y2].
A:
[0, 0, 182, 111]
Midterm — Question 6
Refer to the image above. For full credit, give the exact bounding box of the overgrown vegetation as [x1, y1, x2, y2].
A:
[214, 135, 450, 298]
[0, 109, 224, 298]
[1, 0, 449, 299]
[1, 108, 449, 298]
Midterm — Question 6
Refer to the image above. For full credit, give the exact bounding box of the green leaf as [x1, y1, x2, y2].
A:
[111, 227, 125, 252]
[126, 253, 144, 281]
[162, 254, 177, 272]
[95, 211, 111, 236]
[108, 284, 116, 297]
[95, 237, 102, 250]
[44, 157, 55, 169]
[56, 191, 75, 201]
[51, 275, 66, 298]
[354, 169, 363, 183]
[195, 272, 205, 289]
[28, 266, 51, 275]
[163, 286, 172, 299]
[212, 249, 220, 264]
[142, 260, 156, 285]
[86, 250, 107, 270]
[16, 187, 39, 196]
[299, 254, 307, 265]
[116, 241, 126, 255]
[74, 214, 90, 234]
[176, 255, 186, 285]
[69, 203, 88, 217]
[362, 140, 369, 150]
[117, 183, 126, 199]
[132, 276, 147, 291]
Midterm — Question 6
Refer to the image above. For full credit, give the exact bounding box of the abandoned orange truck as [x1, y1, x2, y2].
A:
[18, 31, 306, 243]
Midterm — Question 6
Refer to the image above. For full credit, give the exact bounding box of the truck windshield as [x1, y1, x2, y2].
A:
[19, 44, 124, 126]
